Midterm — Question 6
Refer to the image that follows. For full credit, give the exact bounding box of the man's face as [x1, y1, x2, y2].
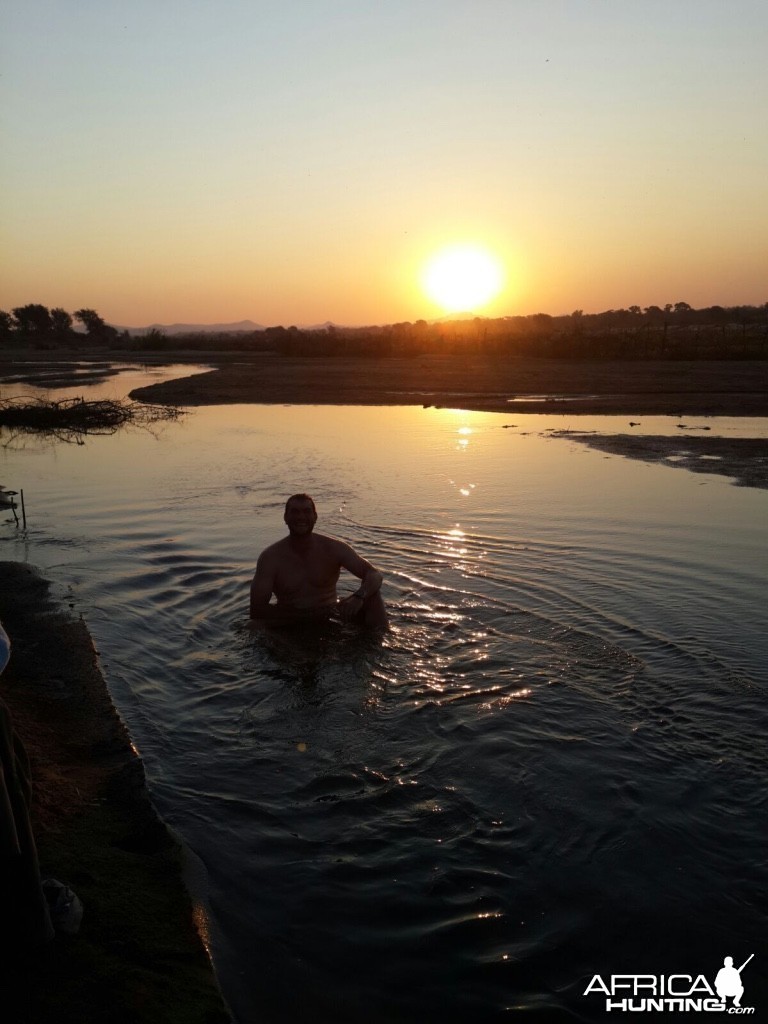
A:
[284, 498, 317, 536]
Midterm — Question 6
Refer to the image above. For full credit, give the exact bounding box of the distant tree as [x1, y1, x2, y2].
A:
[0, 310, 14, 343]
[12, 303, 52, 336]
[673, 301, 692, 314]
[530, 313, 552, 327]
[74, 308, 117, 344]
[50, 307, 74, 342]
[642, 306, 665, 332]
[73, 307, 104, 333]
[628, 305, 642, 316]
[705, 305, 728, 324]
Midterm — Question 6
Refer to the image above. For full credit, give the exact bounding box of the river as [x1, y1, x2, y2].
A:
[1, 363, 766, 1022]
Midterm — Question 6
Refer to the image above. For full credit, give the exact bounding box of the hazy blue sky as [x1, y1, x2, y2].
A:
[3, 0, 767, 325]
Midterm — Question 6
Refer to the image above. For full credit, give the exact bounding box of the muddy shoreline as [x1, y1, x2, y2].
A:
[123, 353, 768, 417]
[549, 431, 768, 490]
[3, 350, 768, 416]
[0, 562, 230, 1024]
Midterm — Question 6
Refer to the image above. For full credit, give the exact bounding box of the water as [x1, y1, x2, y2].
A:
[1, 366, 767, 1021]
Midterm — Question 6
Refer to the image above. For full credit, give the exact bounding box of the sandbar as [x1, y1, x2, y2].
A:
[127, 352, 768, 488]
[549, 432, 768, 490]
[126, 353, 768, 417]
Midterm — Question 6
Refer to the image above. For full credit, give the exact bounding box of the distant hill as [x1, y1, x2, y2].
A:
[115, 320, 266, 336]
[111, 315, 478, 335]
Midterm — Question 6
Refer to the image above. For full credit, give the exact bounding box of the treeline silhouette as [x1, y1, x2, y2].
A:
[1, 305, 118, 346]
[3, 301, 767, 360]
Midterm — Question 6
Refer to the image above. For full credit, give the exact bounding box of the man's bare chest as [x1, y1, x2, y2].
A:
[275, 548, 340, 592]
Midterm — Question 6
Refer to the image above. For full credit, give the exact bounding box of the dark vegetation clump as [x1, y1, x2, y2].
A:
[0, 397, 180, 446]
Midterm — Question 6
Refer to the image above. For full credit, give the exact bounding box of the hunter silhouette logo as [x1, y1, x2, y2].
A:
[714, 954, 753, 1008]
[583, 953, 756, 1013]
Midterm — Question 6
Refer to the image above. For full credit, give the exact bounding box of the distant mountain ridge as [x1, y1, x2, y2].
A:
[113, 315, 475, 335]
[116, 319, 266, 336]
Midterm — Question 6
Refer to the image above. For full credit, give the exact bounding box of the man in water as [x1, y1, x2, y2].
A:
[249, 494, 389, 629]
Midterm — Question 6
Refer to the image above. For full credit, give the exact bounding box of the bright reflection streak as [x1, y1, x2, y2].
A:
[514, 688, 533, 699]
[440, 525, 468, 555]
[456, 426, 473, 451]
[192, 902, 213, 956]
[479, 687, 533, 712]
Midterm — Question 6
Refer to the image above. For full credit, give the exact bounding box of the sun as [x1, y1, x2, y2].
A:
[421, 244, 504, 314]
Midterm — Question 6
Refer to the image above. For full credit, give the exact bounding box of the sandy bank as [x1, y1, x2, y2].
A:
[127, 353, 768, 417]
[2, 350, 767, 416]
[549, 432, 768, 490]
[0, 562, 230, 1024]
[125, 352, 768, 488]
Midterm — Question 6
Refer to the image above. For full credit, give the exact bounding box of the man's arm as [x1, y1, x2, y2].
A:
[249, 552, 276, 619]
[334, 540, 388, 627]
[335, 541, 383, 599]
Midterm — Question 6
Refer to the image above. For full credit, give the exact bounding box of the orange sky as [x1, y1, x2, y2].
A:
[3, 2, 767, 327]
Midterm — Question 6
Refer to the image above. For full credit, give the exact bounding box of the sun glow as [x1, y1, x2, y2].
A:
[421, 244, 505, 313]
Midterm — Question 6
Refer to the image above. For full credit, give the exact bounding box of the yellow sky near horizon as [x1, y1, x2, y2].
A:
[2, 1, 767, 328]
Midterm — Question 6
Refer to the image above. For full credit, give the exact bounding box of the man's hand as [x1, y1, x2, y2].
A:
[338, 593, 364, 622]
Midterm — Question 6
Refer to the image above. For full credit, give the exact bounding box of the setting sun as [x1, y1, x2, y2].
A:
[421, 245, 505, 314]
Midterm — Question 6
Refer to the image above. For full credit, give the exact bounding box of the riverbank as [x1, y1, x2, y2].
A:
[3, 351, 768, 489]
[3, 350, 768, 416]
[0, 562, 230, 1024]
[122, 351, 768, 488]
[549, 431, 768, 490]
[126, 353, 768, 416]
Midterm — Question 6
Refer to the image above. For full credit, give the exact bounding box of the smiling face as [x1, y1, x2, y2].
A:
[284, 495, 318, 537]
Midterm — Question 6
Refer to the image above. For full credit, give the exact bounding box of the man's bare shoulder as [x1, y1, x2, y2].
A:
[257, 534, 351, 564]
[257, 538, 290, 563]
[313, 533, 352, 556]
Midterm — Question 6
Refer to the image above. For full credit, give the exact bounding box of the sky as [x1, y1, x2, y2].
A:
[2, 0, 767, 328]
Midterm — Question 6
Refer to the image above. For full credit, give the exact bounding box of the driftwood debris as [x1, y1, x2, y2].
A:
[0, 397, 181, 445]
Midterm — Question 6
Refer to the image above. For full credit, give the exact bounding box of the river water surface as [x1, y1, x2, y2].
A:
[1, 365, 766, 1022]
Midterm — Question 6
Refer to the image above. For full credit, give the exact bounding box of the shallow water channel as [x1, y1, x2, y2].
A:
[1, 365, 767, 1022]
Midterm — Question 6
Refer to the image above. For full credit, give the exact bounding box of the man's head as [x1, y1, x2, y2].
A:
[284, 493, 317, 536]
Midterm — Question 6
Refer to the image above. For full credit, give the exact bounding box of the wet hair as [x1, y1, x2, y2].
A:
[285, 493, 316, 515]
